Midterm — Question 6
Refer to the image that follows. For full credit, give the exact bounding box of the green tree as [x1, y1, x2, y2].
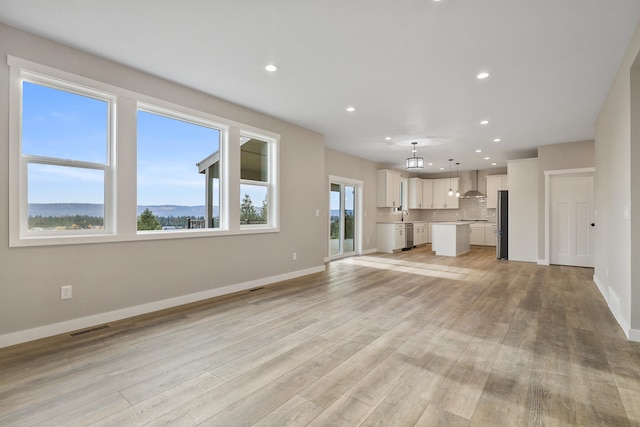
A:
[137, 208, 161, 230]
[240, 194, 258, 224]
[260, 196, 268, 223]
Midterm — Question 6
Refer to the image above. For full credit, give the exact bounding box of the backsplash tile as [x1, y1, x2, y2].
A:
[375, 198, 496, 223]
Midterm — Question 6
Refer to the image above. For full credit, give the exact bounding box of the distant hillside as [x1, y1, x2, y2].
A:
[28, 203, 213, 218]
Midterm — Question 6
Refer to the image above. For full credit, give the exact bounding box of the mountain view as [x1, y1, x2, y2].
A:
[28, 203, 215, 218]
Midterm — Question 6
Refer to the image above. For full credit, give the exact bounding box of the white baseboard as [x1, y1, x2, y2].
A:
[537, 259, 549, 266]
[593, 274, 607, 299]
[0, 265, 326, 349]
[362, 248, 378, 255]
[593, 274, 639, 342]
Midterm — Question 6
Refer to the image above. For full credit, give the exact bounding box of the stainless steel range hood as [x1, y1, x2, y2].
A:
[459, 170, 486, 199]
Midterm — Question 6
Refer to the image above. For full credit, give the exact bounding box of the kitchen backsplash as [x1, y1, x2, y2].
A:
[376, 198, 496, 223]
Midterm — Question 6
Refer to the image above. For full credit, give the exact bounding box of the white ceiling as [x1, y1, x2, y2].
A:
[2, 0, 640, 173]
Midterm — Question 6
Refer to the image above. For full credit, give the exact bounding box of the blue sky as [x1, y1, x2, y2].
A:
[22, 81, 256, 207]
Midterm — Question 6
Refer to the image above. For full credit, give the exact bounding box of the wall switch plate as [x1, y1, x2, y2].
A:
[292, 252, 297, 261]
[61, 285, 72, 300]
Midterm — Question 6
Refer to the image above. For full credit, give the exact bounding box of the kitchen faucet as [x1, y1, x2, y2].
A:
[401, 210, 409, 222]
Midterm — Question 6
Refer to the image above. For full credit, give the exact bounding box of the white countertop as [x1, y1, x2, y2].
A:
[432, 221, 473, 226]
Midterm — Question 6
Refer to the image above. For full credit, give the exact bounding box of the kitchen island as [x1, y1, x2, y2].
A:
[431, 222, 471, 256]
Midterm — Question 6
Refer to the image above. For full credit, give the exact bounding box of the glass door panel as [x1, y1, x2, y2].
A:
[330, 182, 357, 258]
[330, 183, 341, 257]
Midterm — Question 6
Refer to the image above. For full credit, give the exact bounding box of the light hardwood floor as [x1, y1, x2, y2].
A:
[1, 246, 639, 426]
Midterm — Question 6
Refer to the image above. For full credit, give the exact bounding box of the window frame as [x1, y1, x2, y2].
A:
[239, 132, 278, 229]
[136, 102, 227, 233]
[11, 66, 116, 244]
[9, 56, 280, 247]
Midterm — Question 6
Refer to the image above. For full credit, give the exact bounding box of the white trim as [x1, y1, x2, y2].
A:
[0, 265, 325, 349]
[537, 259, 549, 266]
[593, 274, 607, 298]
[362, 248, 378, 255]
[8, 55, 282, 247]
[593, 274, 638, 342]
[543, 167, 595, 266]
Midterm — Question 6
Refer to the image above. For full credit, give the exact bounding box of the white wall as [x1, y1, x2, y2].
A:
[507, 158, 539, 263]
[595, 19, 640, 339]
[0, 24, 328, 346]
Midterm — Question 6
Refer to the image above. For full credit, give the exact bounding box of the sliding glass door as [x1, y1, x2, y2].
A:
[330, 182, 356, 258]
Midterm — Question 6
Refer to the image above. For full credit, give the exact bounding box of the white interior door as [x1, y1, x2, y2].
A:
[550, 173, 594, 267]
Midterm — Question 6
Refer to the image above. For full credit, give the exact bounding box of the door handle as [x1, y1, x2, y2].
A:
[591, 223, 595, 227]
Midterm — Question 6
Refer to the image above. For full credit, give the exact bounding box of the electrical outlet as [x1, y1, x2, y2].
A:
[292, 252, 297, 261]
[61, 285, 72, 300]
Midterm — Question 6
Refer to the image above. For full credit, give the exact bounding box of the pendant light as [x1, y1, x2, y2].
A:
[448, 159, 454, 196]
[455, 162, 460, 198]
[406, 142, 424, 169]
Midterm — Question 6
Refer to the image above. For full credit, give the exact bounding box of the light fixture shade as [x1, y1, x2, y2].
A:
[406, 156, 424, 169]
[406, 142, 424, 169]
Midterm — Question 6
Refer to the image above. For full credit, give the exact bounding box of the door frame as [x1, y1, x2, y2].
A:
[543, 167, 595, 266]
[328, 175, 363, 261]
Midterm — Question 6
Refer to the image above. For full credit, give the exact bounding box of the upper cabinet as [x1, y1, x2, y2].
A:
[406, 177, 459, 209]
[422, 179, 433, 209]
[408, 178, 424, 209]
[376, 169, 401, 208]
[432, 177, 459, 209]
[486, 174, 508, 209]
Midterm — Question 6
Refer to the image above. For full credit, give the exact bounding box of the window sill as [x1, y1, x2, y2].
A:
[10, 226, 279, 247]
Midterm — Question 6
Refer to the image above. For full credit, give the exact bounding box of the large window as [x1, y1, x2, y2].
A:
[137, 107, 222, 231]
[9, 56, 279, 246]
[20, 78, 112, 234]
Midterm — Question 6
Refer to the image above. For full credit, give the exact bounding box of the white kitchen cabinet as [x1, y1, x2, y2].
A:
[426, 222, 432, 243]
[470, 223, 485, 245]
[408, 178, 424, 209]
[414, 222, 427, 246]
[422, 179, 433, 209]
[484, 224, 497, 246]
[432, 178, 459, 209]
[486, 174, 508, 209]
[376, 170, 401, 208]
[376, 223, 406, 253]
[432, 179, 447, 209]
[445, 177, 460, 209]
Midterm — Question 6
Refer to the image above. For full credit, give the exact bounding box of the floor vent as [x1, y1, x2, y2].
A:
[249, 287, 265, 292]
[70, 325, 111, 337]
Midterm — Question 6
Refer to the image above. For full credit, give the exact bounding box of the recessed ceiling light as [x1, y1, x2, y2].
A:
[346, 106, 355, 112]
[385, 136, 391, 141]
[493, 138, 501, 142]
[428, 163, 433, 166]
[265, 64, 278, 72]
[480, 120, 489, 125]
[439, 167, 444, 171]
[491, 162, 497, 166]
[484, 157, 490, 160]
[475, 149, 482, 153]
[476, 72, 490, 80]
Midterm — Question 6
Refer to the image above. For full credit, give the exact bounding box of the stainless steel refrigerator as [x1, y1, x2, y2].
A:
[497, 190, 508, 259]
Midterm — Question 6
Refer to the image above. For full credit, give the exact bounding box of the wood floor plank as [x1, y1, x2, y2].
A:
[1, 246, 639, 426]
[251, 396, 324, 427]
